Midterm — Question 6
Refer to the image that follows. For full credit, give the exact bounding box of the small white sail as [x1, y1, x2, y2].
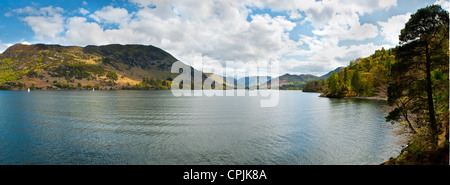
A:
[28, 88, 30, 93]
[93, 88, 95, 91]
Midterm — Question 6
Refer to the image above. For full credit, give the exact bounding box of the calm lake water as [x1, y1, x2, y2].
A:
[0, 90, 406, 165]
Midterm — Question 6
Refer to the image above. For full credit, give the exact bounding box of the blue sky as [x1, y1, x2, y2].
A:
[0, 0, 448, 76]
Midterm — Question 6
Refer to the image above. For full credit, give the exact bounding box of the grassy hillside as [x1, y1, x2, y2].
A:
[0, 44, 180, 90]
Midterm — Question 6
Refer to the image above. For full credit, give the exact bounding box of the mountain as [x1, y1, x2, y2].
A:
[236, 76, 272, 88]
[0, 43, 346, 91]
[279, 73, 319, 85]
[257, 67, 344, 90]
[261, 73, 317, 90]
[0, 43, 183, 90]
[318, 67, 345, 79]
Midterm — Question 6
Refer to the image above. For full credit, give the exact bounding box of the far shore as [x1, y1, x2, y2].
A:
[302, 90, 389, 101]
[343, 96, 387, 101]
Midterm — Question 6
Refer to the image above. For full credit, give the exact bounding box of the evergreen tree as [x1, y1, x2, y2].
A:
[350, 68, 360, 95]
[387, 5, 449, 146]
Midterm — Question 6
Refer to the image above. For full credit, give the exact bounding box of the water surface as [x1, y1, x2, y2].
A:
[0, 90, 405, 164]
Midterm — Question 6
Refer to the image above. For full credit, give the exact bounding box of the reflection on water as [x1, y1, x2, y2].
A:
[0, 90, 406, 164]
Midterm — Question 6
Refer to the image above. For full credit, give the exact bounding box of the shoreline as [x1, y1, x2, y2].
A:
[343, 96, 387, 101]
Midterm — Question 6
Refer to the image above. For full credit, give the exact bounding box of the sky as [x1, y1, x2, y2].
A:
[0, 0, 448, 76]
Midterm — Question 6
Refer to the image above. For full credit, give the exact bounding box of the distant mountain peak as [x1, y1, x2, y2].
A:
[319, 67, 345, 79]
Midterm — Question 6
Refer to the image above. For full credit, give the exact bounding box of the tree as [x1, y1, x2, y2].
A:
[387, 5, 449, 146]
[149, 78, 157, 85]
[107, 71, 118, 81]
[327, 72, 343, 97]
[343, 67, 349, 92]
[350, 68, 360, 94]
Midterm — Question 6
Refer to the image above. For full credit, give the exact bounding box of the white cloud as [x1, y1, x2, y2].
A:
[12, 6, 42, 15]
[128, 0, 154, 7]
[274, 0, 397, 74]
[312, 14, 379, 41]
[23, 16, 65, 41]
[79, 8, 89, 15]
[8, 0, 398, 76]
[89, 6, 131, 25]
[435, 0, 450, 12]
[337, 0, 397, 14]
[280, 59, 328, 76]
[378, 13, 411, 45]
[255, 0, 397, 26]
[280, 41, 393, 76]
[115, 1, 297, 63]
[64, 17, 108, 45]
[288, 10, 302, 20]
[13, 6, 65, 41]
[0, 41, 13, 53]
[294, 1, 380, 42]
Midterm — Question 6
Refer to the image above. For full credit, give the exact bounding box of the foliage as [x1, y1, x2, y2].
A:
[0, 58, 29, 82]
[303, 48, 394, 97]
[84, 44, 177, 71]
[303, 6, 449, 154]
[49, 63, 105, 80]
[280, 84, 302, 90]
[126, 77, 172, 90]
[386, 5, 449, 147]
[106, 71, 118, 81]
[0, 82, 25, 90]
[302, 79, 327, 92]
[53, 81, 73, 89]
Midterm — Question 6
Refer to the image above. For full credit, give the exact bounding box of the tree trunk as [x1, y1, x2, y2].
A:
[425, 45, 438, 147]
[403, 110, 417, 134]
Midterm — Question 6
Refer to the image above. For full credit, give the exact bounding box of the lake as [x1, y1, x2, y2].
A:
[0, 90, 406, 165]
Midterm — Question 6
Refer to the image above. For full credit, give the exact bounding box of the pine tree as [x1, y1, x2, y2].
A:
[387, 5, 449, 146]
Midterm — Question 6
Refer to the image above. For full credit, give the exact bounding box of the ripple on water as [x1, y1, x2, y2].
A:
[0, 91, 407, 164]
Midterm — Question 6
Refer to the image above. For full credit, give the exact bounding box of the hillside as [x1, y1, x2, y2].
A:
[319, 67, 344, 79]
[302, 48, 393, 97]
[264, 67, 343, 90]
[0, 43, 346, 91]
[278, 74, 318, 90]
[0, 43, 182, 90]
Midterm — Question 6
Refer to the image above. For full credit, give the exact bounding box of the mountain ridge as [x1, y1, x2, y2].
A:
[262, 67, 344, 90]
[0, 43, 180, 90]
[0, 43, 344, 90]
